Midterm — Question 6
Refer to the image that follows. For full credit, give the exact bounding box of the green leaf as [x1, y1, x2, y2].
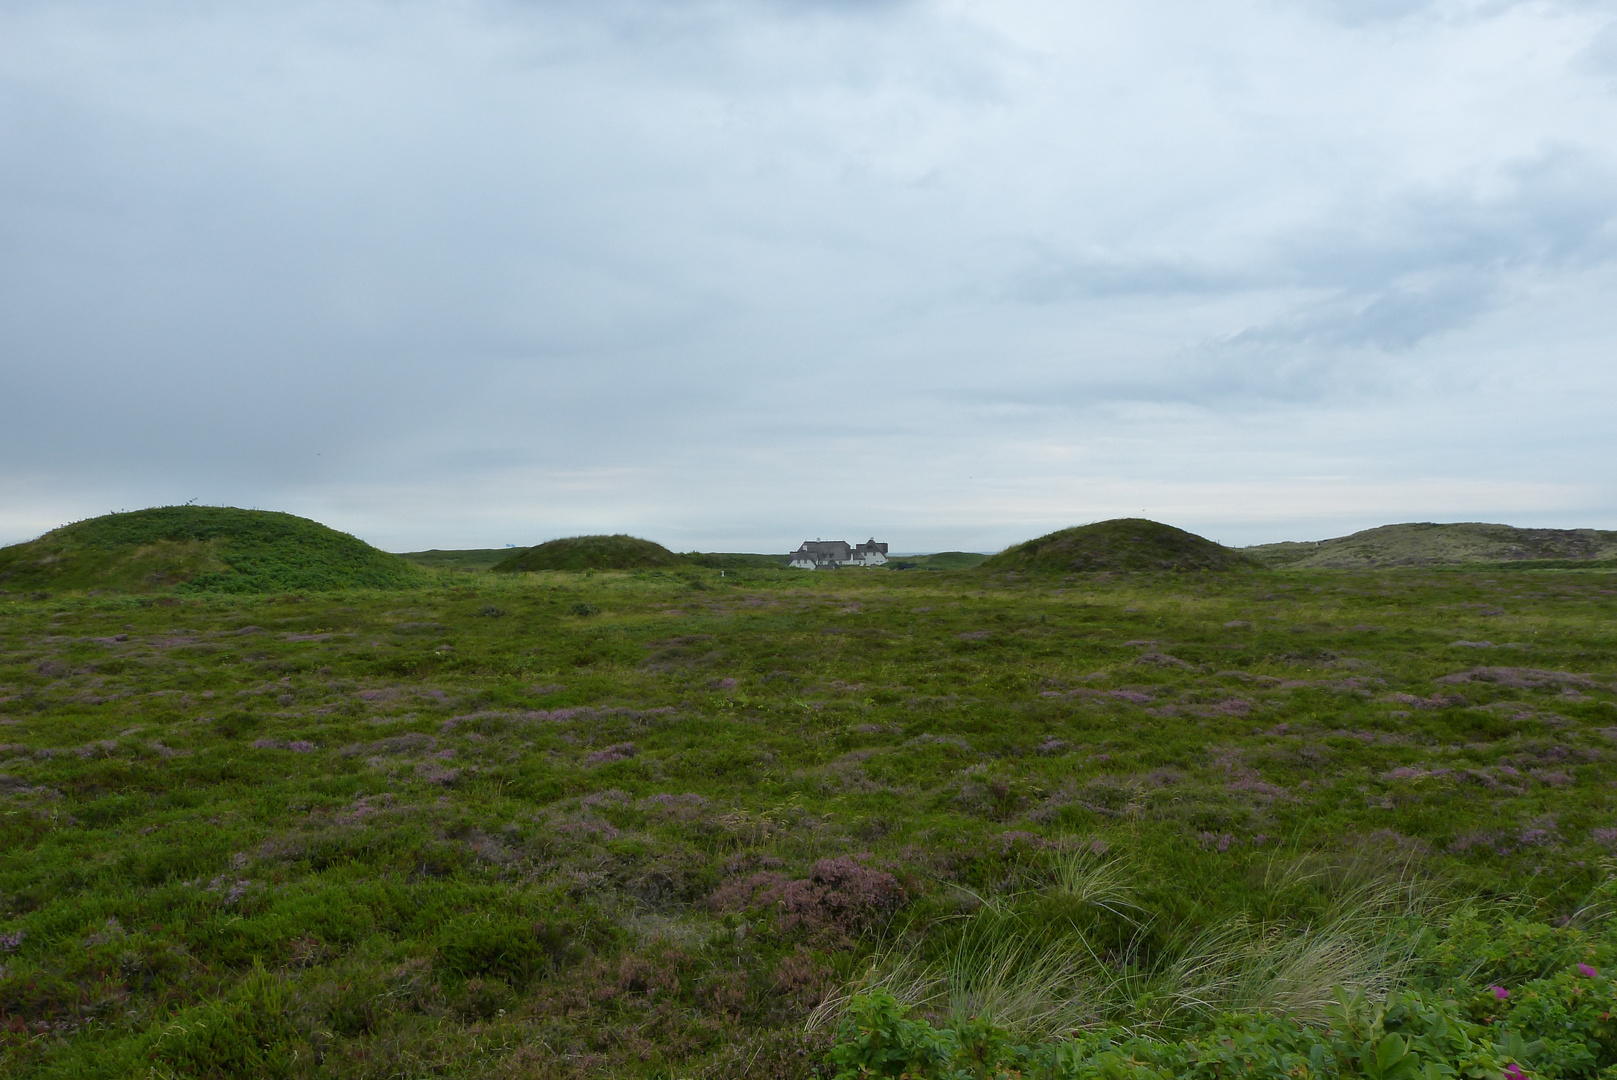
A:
[1379, 1033, 1412, 1074]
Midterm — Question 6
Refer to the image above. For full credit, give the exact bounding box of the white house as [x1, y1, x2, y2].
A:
[789, 538, 889, 569]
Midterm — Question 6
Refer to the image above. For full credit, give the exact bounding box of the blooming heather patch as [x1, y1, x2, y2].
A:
[1436, 667, 1602, 690]
[585, 743, 638, 765]
[446, 705, 676, 727]
[414, 761, 459, 785]
[250, 738, 317, 752]
[709, 856, 907, 940]
[339, 732, 436, 758]
[1137, 652, 1193, 669]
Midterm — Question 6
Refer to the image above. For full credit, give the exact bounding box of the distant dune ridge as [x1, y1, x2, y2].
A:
[490, 534, 685, 572]
[0, 506, 422, 594]
[983, 518, 1262, 573]
[8, 512, 1616, 594]
[1244, 522, 1617, 569]
[886, 551, 990, 571]
[397, 548, 514, 572]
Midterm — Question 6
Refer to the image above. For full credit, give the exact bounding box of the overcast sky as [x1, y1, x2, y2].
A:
[3, 0, 1615, 553]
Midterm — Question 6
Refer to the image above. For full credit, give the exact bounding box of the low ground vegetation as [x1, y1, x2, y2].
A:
[2, 559, 1616, 1077]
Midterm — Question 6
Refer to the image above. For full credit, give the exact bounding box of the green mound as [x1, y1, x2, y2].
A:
[491, 534, 685, 572]
[0, 506, 423, 594]
[982, 518, 1261, 574]
[1245, 522, 1617, 569]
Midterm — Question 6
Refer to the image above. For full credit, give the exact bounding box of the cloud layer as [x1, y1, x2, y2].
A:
[2, 0, 1614, 550]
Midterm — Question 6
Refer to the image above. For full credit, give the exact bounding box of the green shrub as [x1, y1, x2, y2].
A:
[40, 970, 305, 1079]
[435, 914, 557, 988]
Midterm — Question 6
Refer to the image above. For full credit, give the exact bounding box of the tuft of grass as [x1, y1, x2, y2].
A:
[818, 854, 1433, 1040]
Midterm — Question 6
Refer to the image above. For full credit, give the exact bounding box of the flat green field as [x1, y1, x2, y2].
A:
[3, 565, 1617, 1078]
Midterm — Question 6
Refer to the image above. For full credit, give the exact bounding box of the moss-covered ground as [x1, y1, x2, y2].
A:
[2, 565, 1615, 1077]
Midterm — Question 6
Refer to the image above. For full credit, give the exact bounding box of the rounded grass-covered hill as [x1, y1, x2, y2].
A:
[0, 506, 424, 594]
[491, 534, 686, 573]
[982, 518, 1263, 574]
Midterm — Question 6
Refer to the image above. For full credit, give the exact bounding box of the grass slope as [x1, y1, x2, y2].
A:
[491, 535, 685, 573]
[3, 565, 1617, 1076]
[1248, 522, 1617, 569]
[983, 518, 1261, 574]
[0, 507, 423, 595]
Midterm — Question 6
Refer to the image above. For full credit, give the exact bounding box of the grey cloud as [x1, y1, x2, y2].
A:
[2, 0, 1615, 547]
[974, 143, 1617, 411]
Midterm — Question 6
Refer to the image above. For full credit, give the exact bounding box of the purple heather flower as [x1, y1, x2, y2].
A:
[1579, 964, 1599, 978]
[1493, 986, 1510, 1000]
[1505, 1065, 1525, 1080]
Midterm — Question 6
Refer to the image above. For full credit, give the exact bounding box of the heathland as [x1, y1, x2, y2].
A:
[2, 518, 1617, 1078]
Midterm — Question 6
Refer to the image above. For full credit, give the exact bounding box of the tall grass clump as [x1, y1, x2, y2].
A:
[815, 851, 1433, 1040]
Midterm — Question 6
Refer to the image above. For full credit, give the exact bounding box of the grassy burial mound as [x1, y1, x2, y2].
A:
[1246, 522, 1617, 569]
[983, 517, 1262, 574]
[0, 505, 422, 594]
[491, 534, 686, 572]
